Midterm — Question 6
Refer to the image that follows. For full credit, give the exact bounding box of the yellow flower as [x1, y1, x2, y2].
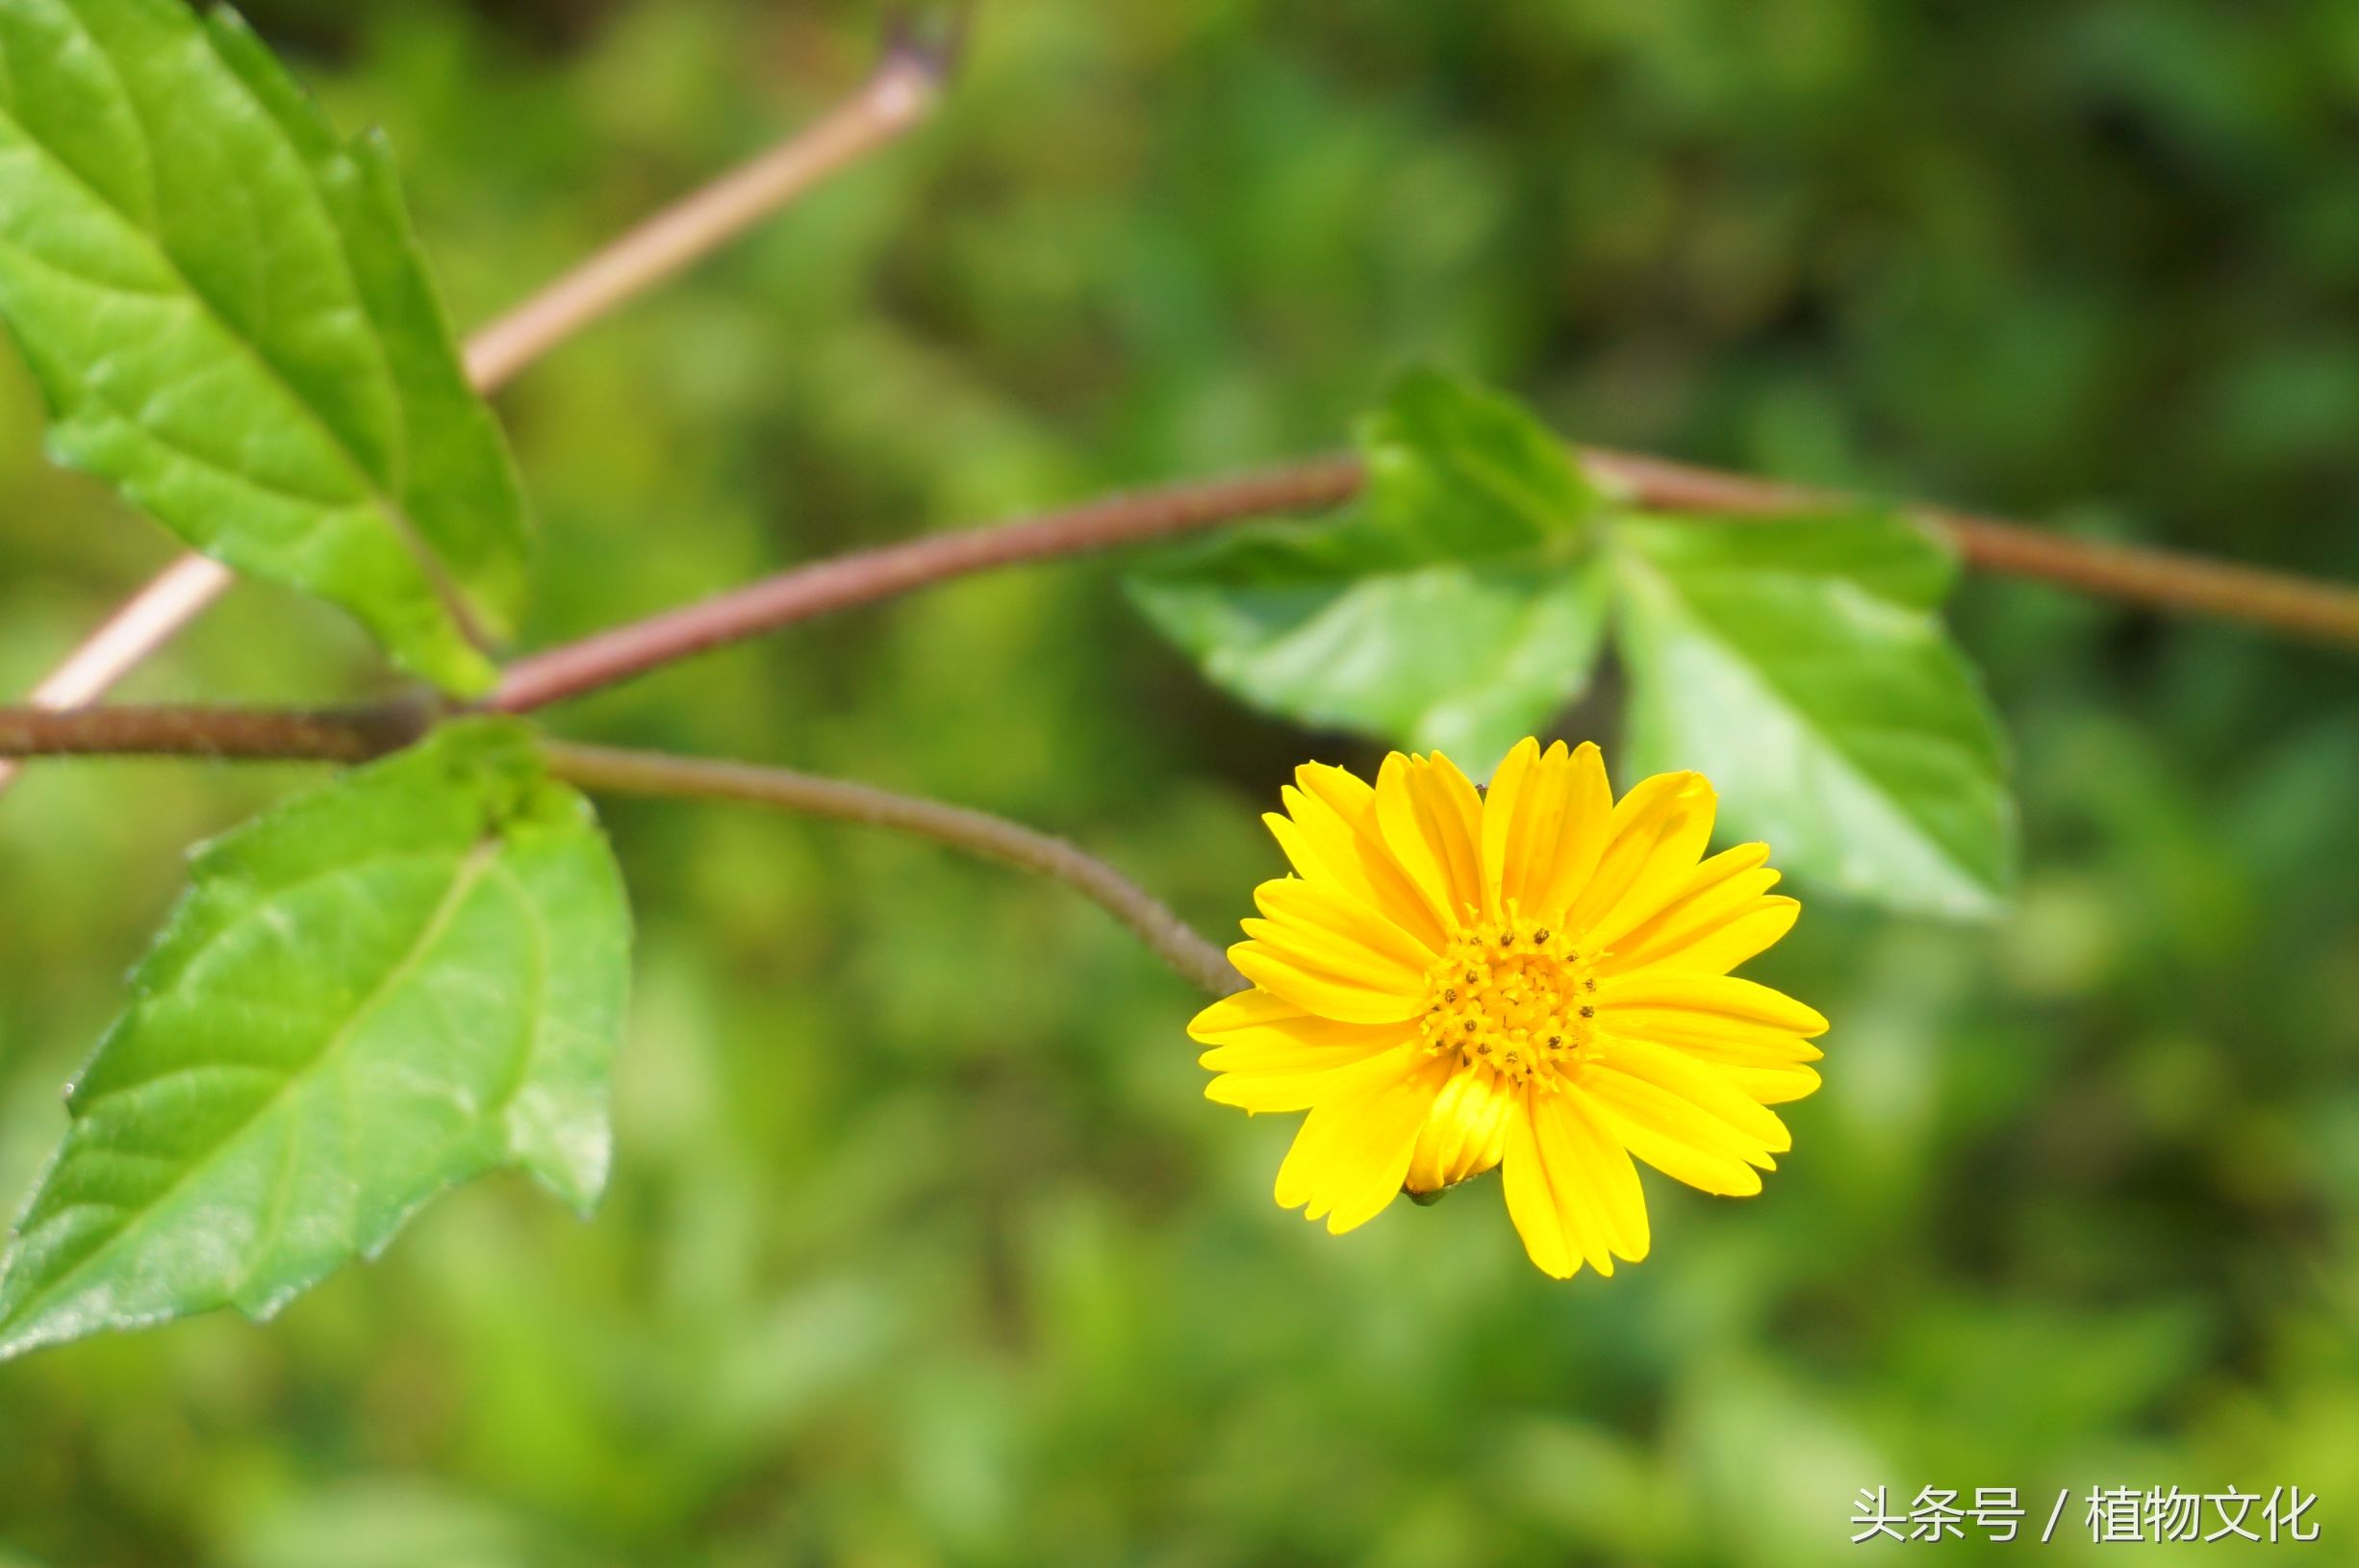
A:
[1190, 738, 1827, 1278]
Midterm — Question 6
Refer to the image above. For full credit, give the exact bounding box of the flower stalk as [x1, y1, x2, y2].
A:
[0, 704, 1241, 999]
[541, 743, 1246, 998]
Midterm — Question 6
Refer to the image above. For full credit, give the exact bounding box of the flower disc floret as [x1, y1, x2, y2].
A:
[1418, 913, 1599, 1086]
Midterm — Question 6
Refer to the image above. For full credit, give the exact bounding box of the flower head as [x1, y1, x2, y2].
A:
[1192, 738, 1827, 1277]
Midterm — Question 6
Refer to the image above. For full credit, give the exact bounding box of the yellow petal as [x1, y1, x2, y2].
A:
[1273, 1059, 1448, 1232]
[1198, 1031, 1408, 1075]
[1502, 1090, 1580, 1278]
[1716, 1063, 1822, 1104]
[1477, 737, 1541, 918]
[1255, 876, 1438, 973]
[1191, 989, 1412, 1080]
[1617, 980, 1825, 1109]
[1322, 1080, 1443, 1234]
[1404, 1065, 1517, 1193]
[1594, 1035, 1793, 1153]
[1188, 987, 1396, 1055]
[1505, 741, 1614, 921]
[1562, 771, 1717, 938]
[1273, 765, 1448, 950]
[1629, 898, 1801, 979]
[1374, 751, 1485, 931]
[1188, 986, 1303, 1039]
[1581, 1050, 1782, 1196]
[1537, 1090, 1652, 1266]
[1502, 1084, 1633, 1277]
[1208, 1040, 1428, 1113]
[1198, 1040, 1397, 1075]
[1653, 1030, 1825, 1070]
[1595, 972, 1831, 1040]
[1594, 843, 1778, 966]
[1241, 916, 1424, 996]
[1295, 758, 1377, 816]
[1274, 1097, 1350, 1211]
[1230, 943, 1428, 1024]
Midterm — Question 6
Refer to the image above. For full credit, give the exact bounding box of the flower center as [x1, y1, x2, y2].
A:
[1417, 910, 1599, 1086]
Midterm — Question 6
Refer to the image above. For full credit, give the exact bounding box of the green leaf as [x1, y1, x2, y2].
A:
[1136, 370, 2016, 918]
[1130, 367, 1608, 773]
[0, 721, 631, 1359]
[1611, 510, 2016, 918]
[0, 0, 530, 694]
[1359, 364, 1601, 554]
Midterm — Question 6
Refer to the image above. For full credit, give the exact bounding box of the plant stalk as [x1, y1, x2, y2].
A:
[0, 707, 1245, 998]
[541, 744, 1248, 998]
[0, 704, 428, 764]
[489, 450, 2359, 716]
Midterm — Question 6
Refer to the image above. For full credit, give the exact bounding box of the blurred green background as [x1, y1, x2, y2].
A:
[5, 0, 2359, 1562]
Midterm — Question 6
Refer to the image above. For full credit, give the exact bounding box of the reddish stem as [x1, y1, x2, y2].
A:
[489, 457, 1367, 712]
[490, 448, 2359, 716]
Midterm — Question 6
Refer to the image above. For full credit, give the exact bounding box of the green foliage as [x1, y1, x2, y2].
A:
[3, 0, 2357, 1563]
[0, 721, 629, 1360]
[0, 0, 528, 695]
[1615, 512, 2015, 916]
[1131, 369, 1610, 773]
[1136, 368, 2015, 915]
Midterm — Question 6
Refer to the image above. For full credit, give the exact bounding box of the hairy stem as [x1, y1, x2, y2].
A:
[490, 448, 2359, 715]
[0, 43, 949, 797]
[541, 743, 1245, 998]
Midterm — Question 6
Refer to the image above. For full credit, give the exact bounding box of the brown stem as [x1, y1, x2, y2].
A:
[542, 742, 1245, 998]
[490, 448, 2359, 715]
[1575, 446, 2359, 646]
[7, 555, 237, 718]
[462, 47, 943, 390]
[0, 704, 427, 764]
[0, 705, 1241, 994]
[490, 457, 1367, 712]
[0, 44, 950, 797]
